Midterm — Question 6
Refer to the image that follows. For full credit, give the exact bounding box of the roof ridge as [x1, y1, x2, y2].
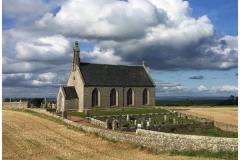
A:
[80, 62, 142, 67]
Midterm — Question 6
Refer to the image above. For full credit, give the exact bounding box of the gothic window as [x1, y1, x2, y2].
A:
[110, 88, 117, 106]
[143, 88, 148, 105]
[92, 88, 99, 107]
[127, 88, 133, 106]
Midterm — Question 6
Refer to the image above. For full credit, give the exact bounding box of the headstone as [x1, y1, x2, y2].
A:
[19, 99, 21, 102]
[126, 114, 129, 121]
[62, 111, 67, 119]
[173, 118, 176, 124]
[85, 110, 90, 117]
[137, 124, 141, 129]
[44, 97, 47, 108]
[178, 112, 181, 117]
[148, 118, 151, 123]
[141, 121, 144, 127]
[147, 121, 150, 127]
[164, 115, 169, 121]
[134, 120, 137, 125]
[112, 120, 118, 130]
[105, 119, 110, 129]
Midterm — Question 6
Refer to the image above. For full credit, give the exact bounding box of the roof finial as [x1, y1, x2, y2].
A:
[142, 61, 145, 66]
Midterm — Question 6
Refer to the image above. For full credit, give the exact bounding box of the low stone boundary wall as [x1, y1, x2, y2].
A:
[26, 108, 237, 153]
[136, 129, 238, 152]
[214, 122, 238, 133]
[2, 102, 28, 109]
[87, 117, 106, 128]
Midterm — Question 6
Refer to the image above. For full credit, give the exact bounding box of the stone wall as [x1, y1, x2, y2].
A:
[214, 121, 238, 133]
[28, 108, 237, 153]
[87, 117, 106, 128]
[2, 102, 28, 109]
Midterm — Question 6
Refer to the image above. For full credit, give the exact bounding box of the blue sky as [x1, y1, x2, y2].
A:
[2, 0, 238, 98]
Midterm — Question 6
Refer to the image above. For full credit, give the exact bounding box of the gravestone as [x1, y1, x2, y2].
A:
[134, 120, 137, 125]
[62, 111, 67, 119]
[141, 121, 144, 128]
[178, 112, 181, 117]
[126, 114, 129, 121]
[164, 115, 169, 121]
[137, 124, 141, 129]
[112, 120, 118, 130]
[85, 110, 90, 117]
[147, 121, 150, 127]
[173, 118, 176, 124]
[149, 118, 151, 123]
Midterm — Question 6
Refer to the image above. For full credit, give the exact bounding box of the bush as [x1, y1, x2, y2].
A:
[28, 98, 44, 108]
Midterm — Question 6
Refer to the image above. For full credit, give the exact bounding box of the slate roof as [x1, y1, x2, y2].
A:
[63, 86, 78, 99]
[79, 62, 155, 87]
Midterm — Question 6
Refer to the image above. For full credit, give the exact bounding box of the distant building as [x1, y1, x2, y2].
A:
[57, 41, 155, 112]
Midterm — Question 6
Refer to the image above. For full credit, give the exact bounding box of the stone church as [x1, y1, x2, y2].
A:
[57, 41, 155, 112]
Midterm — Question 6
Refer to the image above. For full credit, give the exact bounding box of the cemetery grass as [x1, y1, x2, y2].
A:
[171, 127, 238, 138]
[166, 149, 238, 160]
[3, 109, 221, 160]
[69, 108, 169, 118]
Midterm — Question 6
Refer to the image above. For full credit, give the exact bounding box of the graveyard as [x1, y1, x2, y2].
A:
[84, 109, 215, 133]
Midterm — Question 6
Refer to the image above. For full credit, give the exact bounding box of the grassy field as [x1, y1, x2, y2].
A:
[3, 109, 230, 160]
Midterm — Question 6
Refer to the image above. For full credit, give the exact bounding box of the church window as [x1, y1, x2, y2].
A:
[143, 88, 148, 105]
[127, 88, 133, 105]
[92, 88, 99, 107]
[110, 88, 117, 106]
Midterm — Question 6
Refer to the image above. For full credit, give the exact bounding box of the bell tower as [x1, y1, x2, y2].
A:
[72, 41, 80, 71]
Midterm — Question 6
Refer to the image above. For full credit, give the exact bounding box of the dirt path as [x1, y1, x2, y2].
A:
[166, 107, 238, 126]
[2, 109, 220, 160]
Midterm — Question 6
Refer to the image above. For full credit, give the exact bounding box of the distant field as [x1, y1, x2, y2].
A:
[165, 107, 238, 126]
[3, 109, 220, 160]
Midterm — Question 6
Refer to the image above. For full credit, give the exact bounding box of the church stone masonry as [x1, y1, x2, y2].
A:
[57, 41, 156, 112]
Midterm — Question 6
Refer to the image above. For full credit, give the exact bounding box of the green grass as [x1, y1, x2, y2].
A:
[68, 108, 169, 118]
[168, 149, 238, 160]
[174, 127, 238, 138]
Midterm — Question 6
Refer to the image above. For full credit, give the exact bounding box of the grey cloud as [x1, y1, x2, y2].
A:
[189, 76, 204, 80]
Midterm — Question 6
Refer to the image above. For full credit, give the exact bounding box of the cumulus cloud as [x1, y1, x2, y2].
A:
[189, 75, 204, 79]
[26, 0, 237, 71]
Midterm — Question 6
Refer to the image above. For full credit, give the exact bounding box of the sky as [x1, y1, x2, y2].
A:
[2, 0, 238, 99]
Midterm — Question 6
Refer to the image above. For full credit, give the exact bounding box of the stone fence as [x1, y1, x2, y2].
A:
[2, 102, 28, 109]
[176, 110, 237, 132]
[87, 117, 106, 128]
[26, 108, 237, 153]
[214, 122, 238, 133]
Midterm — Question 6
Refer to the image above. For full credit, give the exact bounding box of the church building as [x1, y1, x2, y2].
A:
[57, 41, 156, 112]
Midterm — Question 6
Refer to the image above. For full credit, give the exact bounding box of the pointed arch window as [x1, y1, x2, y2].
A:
[143, 88, 148, 105]
[127, 88, 133, 106]
[92, 88, 99, 107]
[110, 88, 117, 106]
